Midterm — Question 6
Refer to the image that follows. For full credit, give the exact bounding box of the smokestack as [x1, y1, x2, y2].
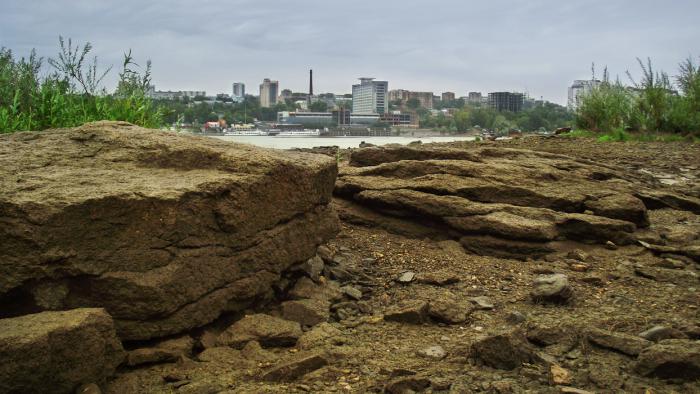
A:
[309, 69, 313, 97]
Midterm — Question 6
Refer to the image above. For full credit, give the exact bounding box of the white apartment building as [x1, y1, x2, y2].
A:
[352, 78, 388, 114]
[568, 80, 601, 111]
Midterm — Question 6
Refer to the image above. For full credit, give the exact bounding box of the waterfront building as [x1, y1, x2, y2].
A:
[260, 78, 279, 108]
[147, 86, 206, 100]
[232, 82, 245, 102]
[467, 92, 482, 105]
[388, 89, 434, 109]
[277, 111, 381, 126]
[352, 78, 388, 114]
[442, 92, 456, 102]
[488, 92, 524, 112]
[380, 112, 415, 128]
[568, 80, 601, 111]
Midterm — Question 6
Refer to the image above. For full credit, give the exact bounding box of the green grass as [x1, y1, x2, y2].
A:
[575, 56, 700, 137]
[1, 38, 162, 133]
[563, 128, 694, 143]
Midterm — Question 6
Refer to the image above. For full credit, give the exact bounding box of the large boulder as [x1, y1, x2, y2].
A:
[0, 308, 124, 393]
[0, 122, 339, 340]
[335, 145, 653, 257]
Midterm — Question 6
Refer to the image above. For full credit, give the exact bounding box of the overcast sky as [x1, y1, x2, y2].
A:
[2, 0, 699, 104]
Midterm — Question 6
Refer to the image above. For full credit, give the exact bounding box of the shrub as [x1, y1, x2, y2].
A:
[0, 37, 162, 133]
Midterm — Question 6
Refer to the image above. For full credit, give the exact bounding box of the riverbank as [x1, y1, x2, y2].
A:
[1, 124, 698, 393]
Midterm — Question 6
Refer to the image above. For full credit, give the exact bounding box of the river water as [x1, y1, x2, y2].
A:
[210, 135, 475, 149]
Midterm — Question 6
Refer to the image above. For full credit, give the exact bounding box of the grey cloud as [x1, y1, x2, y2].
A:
[1, 0, 699, 104]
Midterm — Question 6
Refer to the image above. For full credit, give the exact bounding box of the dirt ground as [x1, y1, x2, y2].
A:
[105, 136, 700, 394]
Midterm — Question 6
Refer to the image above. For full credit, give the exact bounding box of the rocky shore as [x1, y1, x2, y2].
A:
[1, 122, 699, 393]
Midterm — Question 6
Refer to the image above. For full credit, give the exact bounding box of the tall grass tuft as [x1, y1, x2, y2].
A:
[0, 37, 162, 133]
[575, 56, 700, 137]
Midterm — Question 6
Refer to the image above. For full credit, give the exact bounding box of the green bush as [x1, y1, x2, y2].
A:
[0, 37, 162, 133]
[575, 57, 700, 136]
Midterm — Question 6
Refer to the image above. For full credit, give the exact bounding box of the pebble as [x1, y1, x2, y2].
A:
[396, 271, 416, 284]
[417, 345, 447, 360]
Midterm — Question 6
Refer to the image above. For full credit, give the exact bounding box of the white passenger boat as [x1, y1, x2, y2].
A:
[275, 129, 321, 137]
[223, 129, 268, 136]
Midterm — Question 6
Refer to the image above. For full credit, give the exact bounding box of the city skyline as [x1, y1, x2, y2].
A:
[2, 0, 699, 105]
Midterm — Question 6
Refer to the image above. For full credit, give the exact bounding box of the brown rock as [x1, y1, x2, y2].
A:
[240, 340, 275, 362]
[281, 298, 331, 327]
[634, 339, 700, 380]
[260, 352, 328, 382]
[428, 299, 471, 324]
[288, 277, 343, 302]
[216, 314, 302, 348]
[297, 322, 343, 350]
[471, 330, 538, 370]
[0, 308, 124, 394]
[638, 325, 689, 342]
[549, 364, 571, 385]
[384, 300, 429, 324]
[586, 327, 652, 356]
[0, 122, 339, 341]
[531, 274, 573, 303]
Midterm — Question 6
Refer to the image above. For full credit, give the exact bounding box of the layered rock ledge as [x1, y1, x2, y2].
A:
[0, 121, 339, 340]
[335, 145, 697, 258]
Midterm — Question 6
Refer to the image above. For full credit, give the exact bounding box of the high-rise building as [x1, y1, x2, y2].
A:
[259, 78, 279, 108]
[442, 92, 456, 102]
[352, 78, 388, 114]
[232, 82, 245, 102]
[568, 80, 601, 111]
[387, 89, 433, 109]
[488, 92, 524, 112]
[467, 92, 482, 105]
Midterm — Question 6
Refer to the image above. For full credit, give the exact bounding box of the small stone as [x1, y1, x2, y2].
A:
[559, 387, 595, 394]
[396, 271, 416, 284]
[428, 299, 470, 324]
[586, 327, 652, 356]
[531, 274, 573, 303]
[549, 364, 571, 385]
[317, 245, 333, 262]
[340, 285, 363, 300]
[469, 296, 495, 310]
[260, 352, 328, 382]
[417, 345, 447, 360]
[567, 249, 591, 262]
[300, 255, 325, 282]
[505, 311, 527, 324]
[569, 263, 590, 272]
[605, 241, 618, 250]
[384, 300, 429, 324]
[638, 325, 688, 342]
[281, 299, 331, 327]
